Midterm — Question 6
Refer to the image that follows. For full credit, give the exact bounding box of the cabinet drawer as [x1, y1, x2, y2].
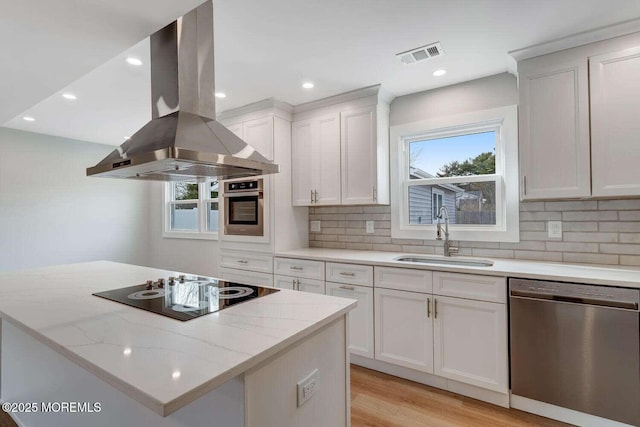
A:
[274, 257, 324, 280]
[220, 267, 274, 287]
[433, 272, 506, 303]
[326, 263, 373, 287]
[374, 267, 432, 293]
[220, 250, 273, 274]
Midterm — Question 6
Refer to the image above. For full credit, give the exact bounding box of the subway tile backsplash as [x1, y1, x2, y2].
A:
[308, 200, 640, 267]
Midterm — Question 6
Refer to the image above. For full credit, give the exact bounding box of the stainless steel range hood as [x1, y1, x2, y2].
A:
[87, 0, 278, 181]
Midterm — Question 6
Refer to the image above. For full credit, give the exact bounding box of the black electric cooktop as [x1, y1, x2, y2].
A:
[93, 275, 279, 321]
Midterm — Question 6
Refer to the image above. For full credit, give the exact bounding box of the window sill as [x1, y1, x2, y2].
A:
[162, 231, 219, 241]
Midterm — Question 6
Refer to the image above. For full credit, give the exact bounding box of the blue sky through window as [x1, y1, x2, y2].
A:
[409, 131, 496, 177]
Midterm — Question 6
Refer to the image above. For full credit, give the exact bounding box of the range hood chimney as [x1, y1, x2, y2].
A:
[87, 0, 278, 181]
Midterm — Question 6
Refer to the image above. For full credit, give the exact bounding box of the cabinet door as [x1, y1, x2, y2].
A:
[341, 106, 377, 205]
[297, 277, 325, 294]
[243, 117, 274, 161]
[433, 296, 507, 393]
[226, 122, 243, 138]
[291, 119, 315, 206]
[590, 47, 640, 197]
[274, 274, 297, 290]
[519, 59, 591, 199]
[219, 267, 274, 287]
[374, 288, 433, 373]
[326, 282, 374, 358]
[315, 114, 341, 205]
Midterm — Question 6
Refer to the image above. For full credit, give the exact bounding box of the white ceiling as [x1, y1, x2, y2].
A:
[4, 0, 640, 146]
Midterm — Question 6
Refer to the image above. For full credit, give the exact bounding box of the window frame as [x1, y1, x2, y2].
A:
[390, 105, 519, 243]
[163, 181, 219, 240]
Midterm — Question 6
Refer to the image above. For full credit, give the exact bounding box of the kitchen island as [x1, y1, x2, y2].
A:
[0, 261, 356, 427]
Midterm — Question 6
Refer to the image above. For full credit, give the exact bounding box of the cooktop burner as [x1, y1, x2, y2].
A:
[93, 275, 279, 321]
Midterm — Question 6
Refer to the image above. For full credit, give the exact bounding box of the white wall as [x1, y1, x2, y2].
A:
[0, 128, 150, 271]
[146, 182, 220, 277]
[390, 72, 518, 126]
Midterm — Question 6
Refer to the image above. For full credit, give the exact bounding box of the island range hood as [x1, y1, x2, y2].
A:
[87, 0, 278, 181]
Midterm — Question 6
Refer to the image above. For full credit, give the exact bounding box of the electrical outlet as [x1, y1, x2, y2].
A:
[548, 221, 562, 238]
[310, 221, 321, 232]
[297, 369, 319, 407]
[366, 221, 375, 233]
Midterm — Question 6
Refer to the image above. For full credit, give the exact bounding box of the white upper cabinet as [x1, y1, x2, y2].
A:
[590, 47, 640, 197]
[519, 59, 591, 199]
[243, 116, 274, 162]
[341, 106, 378, 204]
[518, 34, 640, 200]
[223, 116, 274, 162]
[291, 114, 341, 206]
[291, 85, 391, 206]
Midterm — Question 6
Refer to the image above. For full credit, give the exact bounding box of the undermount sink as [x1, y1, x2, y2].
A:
[393, 256, 494, 268]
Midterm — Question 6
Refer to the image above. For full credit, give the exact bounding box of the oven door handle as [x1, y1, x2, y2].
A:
[223, 192, 263, 198]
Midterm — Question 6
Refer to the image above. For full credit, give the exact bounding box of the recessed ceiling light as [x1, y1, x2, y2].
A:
[172, 370, 181, 380]
[62, 93, 77, 100]
[123, 347, 132, 356]
[23, 116, 35, 122]
[215, 92, 226, 98]
[126, 57, 143, 66]
[124, 136, 131, 140]
[433, 69, 447, 77]
[302, 82, 315, 89]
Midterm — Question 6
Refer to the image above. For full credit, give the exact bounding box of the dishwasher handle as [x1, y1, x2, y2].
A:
[510, 288, 639, 310]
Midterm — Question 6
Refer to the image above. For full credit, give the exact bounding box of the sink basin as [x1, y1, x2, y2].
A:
[393, 256, 494, 268]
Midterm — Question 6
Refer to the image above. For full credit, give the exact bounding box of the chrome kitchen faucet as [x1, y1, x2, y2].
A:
[436, 206, 459, 257]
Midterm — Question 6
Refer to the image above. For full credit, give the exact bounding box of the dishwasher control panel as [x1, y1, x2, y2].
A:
[509, 278, 639, 310]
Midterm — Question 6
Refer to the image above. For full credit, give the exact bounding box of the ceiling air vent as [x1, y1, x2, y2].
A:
[396, 42, 444, 65]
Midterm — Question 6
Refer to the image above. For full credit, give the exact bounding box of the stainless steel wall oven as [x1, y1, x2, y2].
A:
[223, 178, 264, 236]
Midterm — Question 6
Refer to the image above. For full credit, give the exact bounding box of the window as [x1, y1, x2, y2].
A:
[390, 106, 519, 242]
[164, 181, 219, 239]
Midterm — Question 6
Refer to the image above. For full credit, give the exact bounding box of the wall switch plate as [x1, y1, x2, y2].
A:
[310, 221, 321, 232]
[297, 369, 319, 407]
[548, 221, 562, 238]
[366, 221, 375, 233]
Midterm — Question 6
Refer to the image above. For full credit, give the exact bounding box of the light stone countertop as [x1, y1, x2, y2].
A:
[275, 248, 640, 289]
[0, 261, 355, 416]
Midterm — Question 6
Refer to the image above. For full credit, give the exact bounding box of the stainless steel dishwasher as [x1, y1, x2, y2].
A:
[509, 278, 640, 426]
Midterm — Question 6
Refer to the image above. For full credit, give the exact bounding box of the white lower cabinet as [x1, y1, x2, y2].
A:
[220, 267, 274, 287]
[374, 287, 433, 373]
[274, 274, 325, 294]
[326, 282, 374, 358]
[432, 295, 508, 393]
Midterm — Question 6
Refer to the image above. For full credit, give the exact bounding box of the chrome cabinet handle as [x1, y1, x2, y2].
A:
[289, 266, 303, 271]
[434, 299, 438, 319]
[237, 260, 248, 264]
[314, 190, 318, 203]
[339, 272, 355, 277]
[427, 297, 431, 318]
[310, 189, 314, 204]
[339, 285, 355, 291]
[293, 279, 300, 290]
[523, 175, 527, 196]
[373, 186, 377, 202]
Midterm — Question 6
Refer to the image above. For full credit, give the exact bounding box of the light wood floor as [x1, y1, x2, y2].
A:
[351, 365, 572, 427]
